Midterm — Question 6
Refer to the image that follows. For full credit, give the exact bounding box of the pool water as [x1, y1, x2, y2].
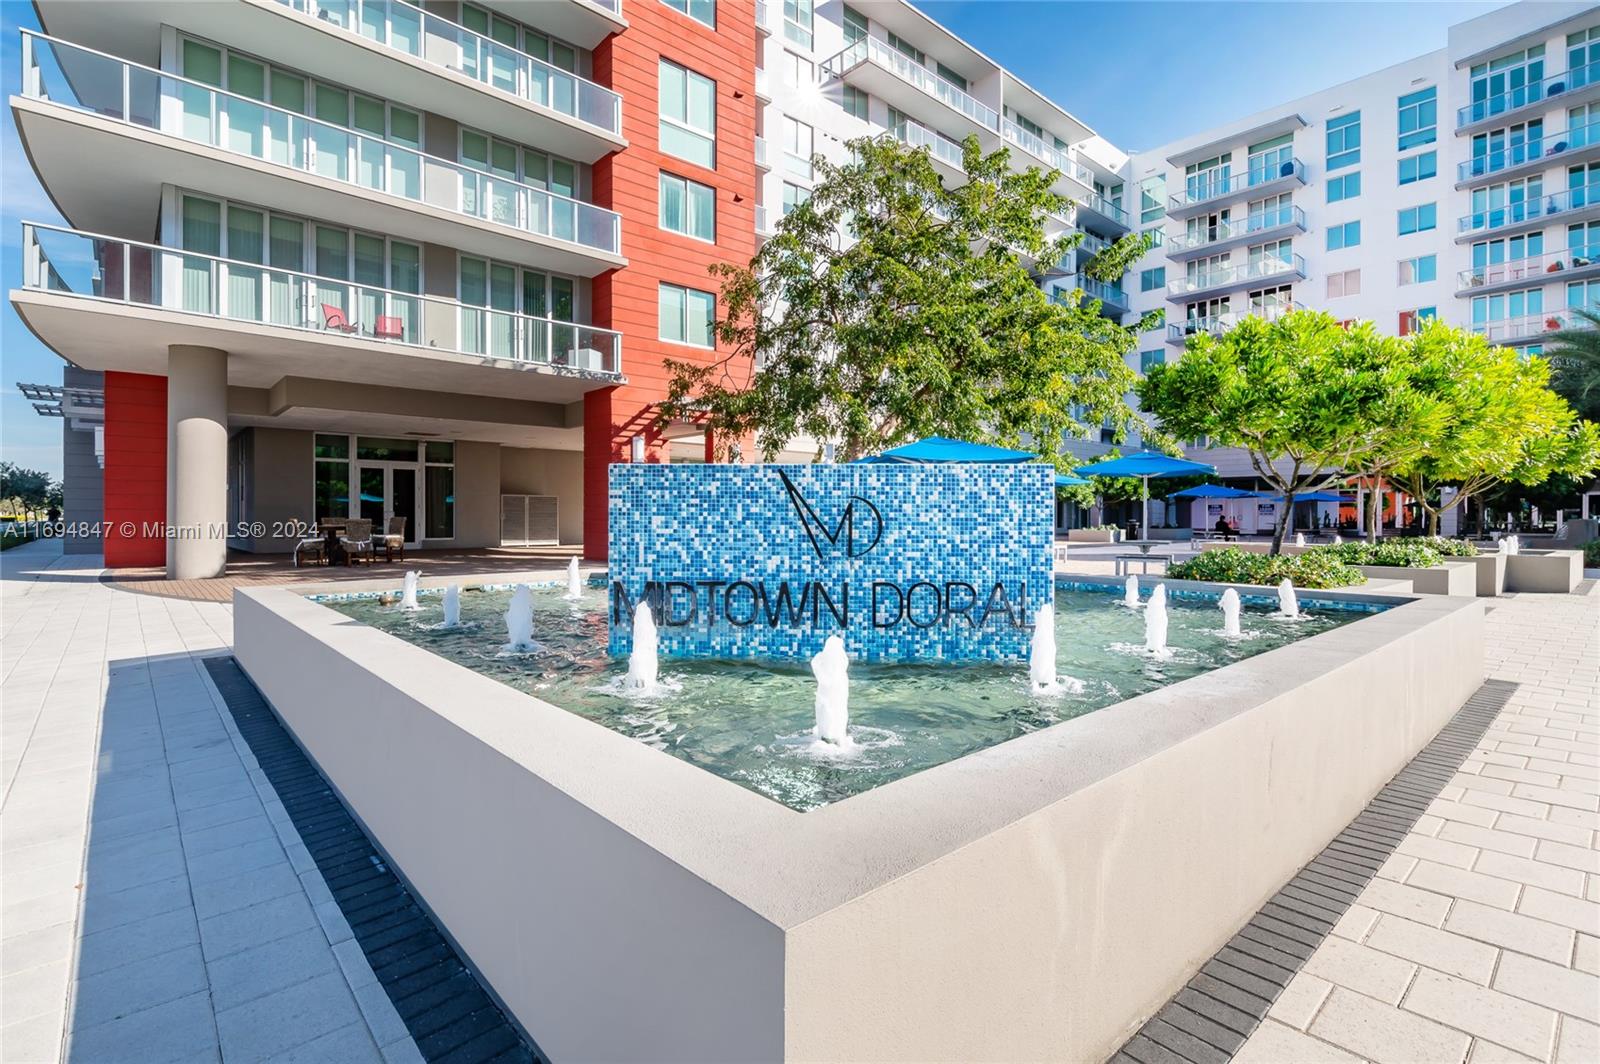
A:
[327, 585, 1375, 811]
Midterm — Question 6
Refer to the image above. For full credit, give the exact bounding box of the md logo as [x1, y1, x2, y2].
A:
[777, 470, 884, 560]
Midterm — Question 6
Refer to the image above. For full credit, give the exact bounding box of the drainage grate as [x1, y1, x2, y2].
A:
[1111, 679, 1518, 1064]
[205, 657, 540, 1064]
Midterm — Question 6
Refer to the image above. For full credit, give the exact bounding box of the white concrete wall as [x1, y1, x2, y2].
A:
[499, 445, 584, 544]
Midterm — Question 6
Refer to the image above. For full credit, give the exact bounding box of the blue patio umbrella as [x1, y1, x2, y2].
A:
[1166, 484, 1259, 499]
[859, 436, 1038, 464]
[1264, 491, 1346, 503]
[1055, 473, 1091, 488]
[1075, 452, 1218, 538]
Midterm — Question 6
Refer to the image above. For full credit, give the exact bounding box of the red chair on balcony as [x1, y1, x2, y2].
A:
[373, 316, 404, 341]
[321, 304, 359, 333]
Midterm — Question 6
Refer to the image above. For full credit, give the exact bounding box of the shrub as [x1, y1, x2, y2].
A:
[1318, 541, 1444, 569]
[1585, 540, 1600, 567]
[1167, 547, 1365, 590]
[1415, 536, 1480, 558]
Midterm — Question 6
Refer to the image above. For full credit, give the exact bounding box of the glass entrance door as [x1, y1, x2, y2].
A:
[355, 463, 421, 546]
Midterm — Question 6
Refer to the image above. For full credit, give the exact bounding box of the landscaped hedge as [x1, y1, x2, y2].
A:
[1585, 540, 1600, 567]
[1415, 536, 1481, 558]
[1318, 540, 1445, 569]
[1167, 547, 1365, 590]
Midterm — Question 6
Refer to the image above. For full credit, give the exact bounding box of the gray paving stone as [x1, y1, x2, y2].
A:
[214, 971, 365, 1064]
[76, 906, 201, 978]
[205, 926, 343, 1013]
[70, 942, 210, 1030]
[189, 861, 302, 922]
[198, 890, 318, 962]
[65, 988, 218, 1064]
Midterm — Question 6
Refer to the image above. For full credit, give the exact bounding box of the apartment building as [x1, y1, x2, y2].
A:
[13, 0, 1600, 575]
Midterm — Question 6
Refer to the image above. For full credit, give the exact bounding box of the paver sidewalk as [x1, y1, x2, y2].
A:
[1236, 588, 1600, 1064]
[1, 540, 422, 1064]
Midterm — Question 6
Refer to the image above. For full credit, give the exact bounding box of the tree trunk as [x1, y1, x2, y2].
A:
[1365, 484, 1381, 544]
[1270, 491, 1294, 555]
[1426, 508, 1440, 536]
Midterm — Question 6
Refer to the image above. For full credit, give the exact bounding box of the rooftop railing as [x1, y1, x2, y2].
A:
[1458, 244, 1600, 289]
[1456, 182, 1600, 236]
[19, 32, 621, 256]
[1166, 254, 1306, 298]
[21, 222, 622, 374]
[271, 0, 621, 136]
[1457, 61, 1600, 128]
[1457, 120, 1600, 182]
[1164, 205, 1307, 253]
[1166, 301, 1305, 344]
[821, 37, 1000, 133]
[1167, 159, 1307, 210]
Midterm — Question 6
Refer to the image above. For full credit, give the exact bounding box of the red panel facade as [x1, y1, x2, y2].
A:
[102, 371, 167, 568]
[584, 0, 759, 560]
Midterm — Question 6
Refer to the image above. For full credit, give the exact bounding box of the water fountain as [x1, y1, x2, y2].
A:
[1122, 575, 1140, 608]
[1143, 584, 1170, 656]
[1219, 588, 1242, 638]
[1277, 578, 1300, 619]
[440, 585, 462, 628]
[1294, 532, 1305, 547]
[1029, 603, 1084, 694]
[811, 635, 851, 745]
[399, 570, 421, 611]
[503, 585, 537, 652]
[1331, 533, 1343, 545]
[565, 557, 584, 601]
[624, 600, 659, 693]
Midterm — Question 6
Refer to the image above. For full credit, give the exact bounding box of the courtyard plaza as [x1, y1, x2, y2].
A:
[0, 535, 1595, 1063]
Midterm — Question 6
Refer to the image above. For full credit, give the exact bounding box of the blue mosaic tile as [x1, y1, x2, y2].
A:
[608, 463, 1054, 663]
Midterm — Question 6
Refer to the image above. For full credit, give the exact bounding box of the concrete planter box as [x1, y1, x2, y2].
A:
[1353, 560, 1477, 597]
[236, 582, 1482, 1064]
[1504, 550, 1584, 593]
[1148, 528, 1194, 542]
[1463, 552, 1507, 597]
[1065, 528, 1120, 543]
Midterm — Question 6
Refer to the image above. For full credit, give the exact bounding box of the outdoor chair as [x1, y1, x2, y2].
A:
[292, 531, 326, 568]
[321, 304, 359, 334]
[382, 517, 407, 562]
[374, 316, 404, 341]
[340, 519, 375, 566]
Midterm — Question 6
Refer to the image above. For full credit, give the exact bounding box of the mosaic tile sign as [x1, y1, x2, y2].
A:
[608, 462, 1053, 663]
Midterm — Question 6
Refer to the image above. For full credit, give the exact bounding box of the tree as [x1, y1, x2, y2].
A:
[1394, 327, 1600, 535]
[0, 462, 55, 518]
[658, 134, 1157, 465]
[1544, 308, 1600, 423]
[1137, 311, 1433, 554]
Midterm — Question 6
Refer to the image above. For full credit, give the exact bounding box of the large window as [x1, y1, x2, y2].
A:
[1247, 133, 1294, 184]
[1139, 176, 1166, 224]
[1397, 87, 1437, 150]
[1139, 267, 1166, 292]
[1570, 27, 1600, 88]
[425, 446, 454, 540]
[842, 5, 868, 44]
[1328, 221, 1361, 251]
[1470, 46, 1544, 122]
[1328, 172, 1360, 202]
[659, 282, 715, 347]
[1398, 152, 1437, 185]
[659, 60, 716, 168]
[1326, 112, 1361, 171]
[782, 116, 814, 180]
[783, 0, 813, 49]
[659, 172, 715, 241]
[842, 85, 869, 120]
[1398, 203, 1437, 235]
[458, 257, 575, 360]
[1139, 350, 1165, 373]
[782, 182, 809, 215]
[1327, 270, 1360, 298]
[1400, 307, 1438, 335]
[313, 434, 350, 521]
[662, 0, 715, 29]
[1398, 255, 1437, 285]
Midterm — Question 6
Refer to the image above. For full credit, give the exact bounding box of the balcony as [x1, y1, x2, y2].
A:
[755, 205, 774, 237]
[13, 223, 622, 401]
[893, 119, 966, 180]
[1053, 276, 1129, 317]
[1456, 62, 1600, 133]
[1164, 205, 1308, 261]
[756, 0, 773, 35]
[1456, 120, 1600, 187]
[755, 66, 771, 101]
[1166, 301, 1305, 346]
[1166, 254, 1306, 301]
[1000, 119, 1093, 184]
[1455, 182, 1600, 241]
[464, 0, 625, 50]
[1456, 245, 1600, 295]
[755, 136, 770, 170]
[822, 36, 1000, 139]
[1165, 160, 1308, 219]
[14, 32, 624, 276]
[1469, 309, 1575, 346]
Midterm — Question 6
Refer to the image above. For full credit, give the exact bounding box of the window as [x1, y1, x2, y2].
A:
[1140, 350, 1165, 373]
[1398, 203, 1437, 235]
[1139, 267, 1166, 292]
[842, 5, 867, 44]
[1143, 227, 1164, 248]
[1469, 46, 1544, 124]
[886, 31, 924, 65]
[1569, 221, 1600, 261]
[1328, 221, 1361, 250]
[660, 282, 715, 347]
[783, 51, 813, 88]
[662, 0, 714, 28]
[781, 182, 808, 215]
[313, 434, 350, 521]
[1398, 151, 1437, 185]
[1139, 175, 1166, 224]
[1398, 255, 1437, 285]
[659, 60, 716, 168]
[1328, 172, 1360, 202]
[1247, 133, 1294, 184]
[1327, 270, 1360, 298]
[1569, 26, 1600, 88]
[659, 172, 715, 241]
[1185, 153, 1231, 201]
[1398, 307, 1437, 335]
[783, 0, 813, 49]
[841, 84, 869, 120]
[1568, 278, 1600, 308]
[1326, 111, 1361, 170]
[782, 116, 813, 179]
[1397, 87, 1437, 150]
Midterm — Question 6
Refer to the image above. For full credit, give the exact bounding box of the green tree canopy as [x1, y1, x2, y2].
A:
[1543, 308, 1600, 423]
[659, 134, 1156, 464]
[0, 462, 56, 516]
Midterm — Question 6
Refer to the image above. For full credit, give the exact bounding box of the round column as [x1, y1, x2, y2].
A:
[166, 345, 229, 580]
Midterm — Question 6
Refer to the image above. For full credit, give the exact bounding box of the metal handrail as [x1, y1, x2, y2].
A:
[1457, 120, 1600, 181]
[1167, 301, 1305, 343]
[1166, 254, 1306, 297]
[1457, 61, 1600, 128]
[1168, 159, 1307, 209]
[1166, 206, 1307, 253]
[1458, 244, 1600, 289]
[1457, 182, 1600, 235]
[821, 37, 1000, 132]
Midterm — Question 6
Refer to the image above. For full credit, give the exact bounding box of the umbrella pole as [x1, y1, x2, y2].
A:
[1142, 476, 1149, 539]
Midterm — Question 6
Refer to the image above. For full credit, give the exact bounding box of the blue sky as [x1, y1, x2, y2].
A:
[0, 0, 1514, 479]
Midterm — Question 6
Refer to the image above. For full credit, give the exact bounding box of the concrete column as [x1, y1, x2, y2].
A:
[166, 345, 229, 580]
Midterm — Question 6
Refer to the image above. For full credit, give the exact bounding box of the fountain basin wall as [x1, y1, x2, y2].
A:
[234, 580, 1484, 1063]
[1465, 552, 1508, 597]
[1504, 549, 1584, 593]
[1352, 560, 1478, 596]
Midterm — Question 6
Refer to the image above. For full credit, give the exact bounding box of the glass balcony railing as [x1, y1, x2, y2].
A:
[1167, 301, 1305, 344]
[822, 37, 1000, 133]
[1458, 244, 1600, 289]
[1168, 160, 1307, 210]
[271, 0, 621, 136]
[22, 222, 622, 373]
[1000, 118, 1094, 186]
[19, 32, 621, 256]
[1165, 206, 1307, 253]
[1457, 121, 1600, 182]
[755, 0, 773, 33]
[1456, 182, 1600, 236]
[1457, 62, 1600, 128]
[892, 120, 965, 171]
[1469, 309, 1575, 344]
[1053, 276, 1128, 311]
[755, 205, 773, 235]
[754, 136, 769, 168]
[1166, 254, 1306, 298]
